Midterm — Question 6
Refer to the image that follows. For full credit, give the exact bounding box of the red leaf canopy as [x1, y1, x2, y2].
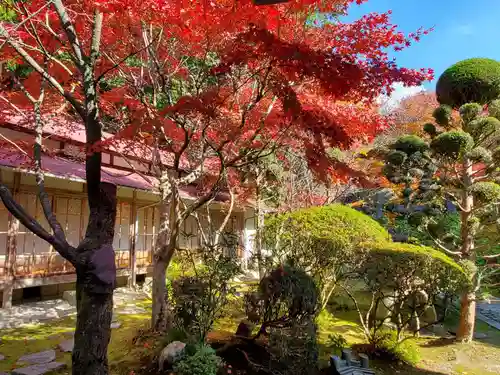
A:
[0, 0, 433, 186]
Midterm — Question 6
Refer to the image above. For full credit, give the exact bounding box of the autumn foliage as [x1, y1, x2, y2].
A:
[0, 0, 433, 191]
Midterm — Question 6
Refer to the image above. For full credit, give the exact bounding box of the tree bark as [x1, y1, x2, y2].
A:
[72, 182, 117, 375]
[457, 290, 476, 343]
[152, 255, 168, 331]
[456, 156, 475, 343]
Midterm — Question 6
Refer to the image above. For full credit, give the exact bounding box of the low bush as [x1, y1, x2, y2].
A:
[173, 344, 222, 375]
[326, 333, 348, 355]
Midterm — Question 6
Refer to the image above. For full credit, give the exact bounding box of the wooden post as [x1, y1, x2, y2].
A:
[128, 190, 137, 288]
[2, 171, 20, 308]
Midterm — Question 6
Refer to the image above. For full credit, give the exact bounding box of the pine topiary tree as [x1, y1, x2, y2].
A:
[423, 99, 500, 343]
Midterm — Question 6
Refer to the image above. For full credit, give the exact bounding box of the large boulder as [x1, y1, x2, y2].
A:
[374, 297, 395, 322]
[158, 341, 186, 371]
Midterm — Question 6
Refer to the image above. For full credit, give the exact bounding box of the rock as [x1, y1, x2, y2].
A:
[111, 322, 121, 329]
[58, 339, 74, 352]
[375, 297, 395, 321]
[12, 362, 67, 375]
[158, 341, 186, 370]
[17, 350, 56, 365]
[0, 354, 4, 361]
[474, 332, 488, 339]
[62, 291, 77, 306]
[116, 306, 147, 315]
[422, 305, 438, 324]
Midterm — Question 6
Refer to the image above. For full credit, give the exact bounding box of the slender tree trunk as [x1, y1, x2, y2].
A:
[72, 182, 117, 375]
[151, 193, 177, 331]
[152, 255, 168, 331]
[255, 171, 265, 279]
[457, 157, 476, 343]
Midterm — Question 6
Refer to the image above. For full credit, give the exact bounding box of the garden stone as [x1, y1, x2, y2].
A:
[158, 341, 186, 370]
[62, 291, 76, 306]
[12, 362, 66, 375]
[422, 305, 437, 323]
[111, 322, 121, 329]
[429, 324, 448, 337]
[0, 354, 4, 361]
[17, 350, 56, 365]
[375, 297, 394, 321]
[58, 338, 74, 352]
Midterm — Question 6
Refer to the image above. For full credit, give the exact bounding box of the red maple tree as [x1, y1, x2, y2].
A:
[0, 1, 432, 373]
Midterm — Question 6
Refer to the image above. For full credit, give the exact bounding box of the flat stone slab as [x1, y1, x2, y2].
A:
[110, 322, 121, 329]
[17, 350, 56, 365]
[0, 354, 5, 361]
[58, 339, 74, 353]
[12, 362, 67, 375]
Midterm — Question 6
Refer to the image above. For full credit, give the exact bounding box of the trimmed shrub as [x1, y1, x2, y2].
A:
[392, 135, 428, 155]
[436, 58, 500, 108]
[465, 116, 500, 145]
[432, 105, 453, 127]
[173, 344, 221, 375]
[430, 131, 474, 159]
[459, 103, 483, 123]
[488, 99, 500, 119]
[423, 123, 437, 136]
[263, 204, 390, 308]
[470, 182, 500, 202]
[376, 330, 421, 365]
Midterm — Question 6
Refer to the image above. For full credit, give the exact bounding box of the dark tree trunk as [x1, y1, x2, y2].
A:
[72, 182, 117, 375]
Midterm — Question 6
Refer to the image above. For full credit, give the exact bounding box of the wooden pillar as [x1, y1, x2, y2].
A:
[2, 171, 20, 309]
[128, 190, 137, 288]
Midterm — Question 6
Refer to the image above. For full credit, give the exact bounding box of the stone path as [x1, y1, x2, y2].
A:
[0, 287, 148, 329]
[0, 287, 149, 374]
[477, 299, 500, 330]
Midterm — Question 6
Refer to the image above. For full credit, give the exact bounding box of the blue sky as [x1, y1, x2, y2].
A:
[342, 0, 500, 93]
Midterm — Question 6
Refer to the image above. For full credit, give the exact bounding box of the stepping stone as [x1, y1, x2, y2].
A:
[17, 350, 56, 365]
[0, 353, 4, 360]
[58, 339, 74, 353]
[474, 332, 488, 339]
[12, 361, 67, 375]
[110, 322, 121, 329]
[116, 306, 147, 315]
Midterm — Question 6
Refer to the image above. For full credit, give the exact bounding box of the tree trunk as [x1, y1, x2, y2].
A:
[152, 255, 168, 331]
[255, 172, 265, 279]
[457, 290, 476, 343]
[72, 182, 117, 375]
[456, 156, 475, 343]
[151, 196, 177, 331]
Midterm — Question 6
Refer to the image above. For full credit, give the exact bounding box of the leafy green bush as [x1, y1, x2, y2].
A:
[268, 320, 319, 375]
[245, 265, 319, 328]
[471, 182, 500, 202]
[263, 204, 390, 308]
[173, 344, 221, 375]
[172, 255, 240, 342]
[436, 58, 500, 108]
[326, 333, 348, 355]
[376, 330, 421, 365]
[423, 123, 437, 136]
[432, 105, 453, 126]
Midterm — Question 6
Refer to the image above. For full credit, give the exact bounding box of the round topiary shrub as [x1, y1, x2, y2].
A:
[430, 131, 474, 159]
[392, 135, 428, 155]
[386, 150, 407, 166]
[465, 117, 500, 143]
[423, 123, 437, 136]
[436, 58, 500, 108]
[466, 147, 492, 163]
[263, 204, 390, 308]
[433, 105, 453, 126]
[470, 182, 500, 202]
[459, 103, 483, 123]
[488, 99, 500, 120]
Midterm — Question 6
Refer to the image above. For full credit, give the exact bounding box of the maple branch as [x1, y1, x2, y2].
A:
[52, 0, 85, 70]
[90, 10, 103, 67]
[0, 0, 53, 50]
[0, 24, 84, 117]
[0, 133, 30, 157]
